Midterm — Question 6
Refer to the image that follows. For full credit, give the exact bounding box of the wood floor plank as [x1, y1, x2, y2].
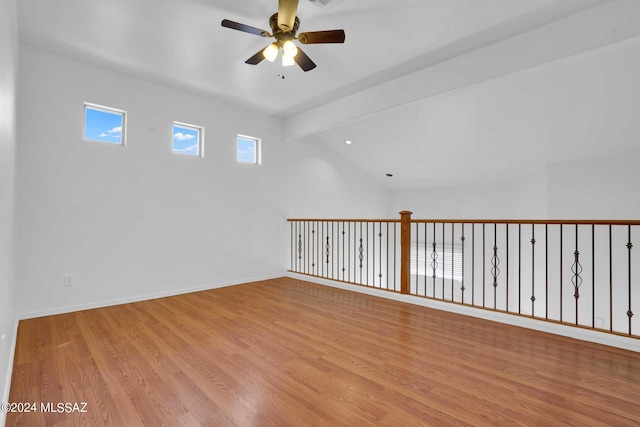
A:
[8, 277, 640, 426]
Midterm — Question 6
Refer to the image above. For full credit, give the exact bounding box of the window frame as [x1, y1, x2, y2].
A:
[83, 102, 127, 146]
[172, 121, 204, 158]
[236, 134, 261, 165]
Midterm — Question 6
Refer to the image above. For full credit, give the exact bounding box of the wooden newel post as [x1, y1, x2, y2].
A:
[399, 210, 412, 294]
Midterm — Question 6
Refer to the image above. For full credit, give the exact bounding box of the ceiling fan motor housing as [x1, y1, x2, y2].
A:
[270, 13, 300, 41]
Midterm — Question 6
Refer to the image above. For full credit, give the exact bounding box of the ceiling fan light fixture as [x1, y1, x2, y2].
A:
[263, 43, 279, 62]
[283, 40, 298, 57]
[282, 51, 296, 67]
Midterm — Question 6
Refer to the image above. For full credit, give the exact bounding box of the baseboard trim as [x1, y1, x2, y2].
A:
[18, 273, 284, 321]
[286, 272, 640, 353]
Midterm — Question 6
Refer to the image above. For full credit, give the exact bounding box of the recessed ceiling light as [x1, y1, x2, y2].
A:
[344, 140, 353, 145]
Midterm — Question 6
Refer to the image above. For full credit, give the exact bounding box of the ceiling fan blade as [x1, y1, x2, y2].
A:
[245, 49, 267, 65]
[294, 47, 316, 72]
[298, 30, 346, 44]
[221, 19, 270, 37]
[277, 0, 299, 32]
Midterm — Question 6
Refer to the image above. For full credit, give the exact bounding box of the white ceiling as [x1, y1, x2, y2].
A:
[17, 0, 640, 189]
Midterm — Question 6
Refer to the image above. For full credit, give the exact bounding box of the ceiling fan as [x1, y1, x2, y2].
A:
[221, 0, 345, 72]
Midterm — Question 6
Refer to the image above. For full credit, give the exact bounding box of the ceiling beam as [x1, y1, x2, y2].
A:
[284, 0, 638, 140]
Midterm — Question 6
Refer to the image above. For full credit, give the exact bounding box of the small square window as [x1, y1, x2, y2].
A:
[172, 122, 204, 157]
[237, 135, 261, 164]
[84, 103, 126, 146]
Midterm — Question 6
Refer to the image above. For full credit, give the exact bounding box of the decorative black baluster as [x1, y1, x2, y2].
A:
[394, 223, 397, 292]
[387, 222, 390, 290]
[531, 224, 536, 317]
[305, 222, 308, 274]
[333, 222, 337, 280]
[560, 225, 563, 323]
[491, 223, 500, 310]
[483, 223, 486, 309]
[290, 221, 294, 271]
[442, 223, 446, 300]
[461, 224, 466, 304]
[431, 240, 438, 299]
[451, 223, 455, 302]
[311, 223, 316, 274]
[518, 224, 521, 315]
[472, 224, 475, 306]
[432, 223, 437, 298]
[321, 221, 325, 277]
[372, 222, 376, 287]
[342, 223, 346, 280]
[545, 224, 549, 320]
[359, 222, 364, 284]
[627, 225, 634, 335]
[609, 225, 613, 332]
[592, 224, 595, 329]
[298, 231, 303, 265]
[415, 223, 419, 292]
[571, 224, 582, 325]
[366, 222, 369, 285]
[506, 224, 509, 313]
[424, 222, 428, 297]
[379, 224, 383, 287]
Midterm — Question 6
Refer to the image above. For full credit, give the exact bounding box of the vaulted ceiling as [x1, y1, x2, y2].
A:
[17, 0, 640, 188]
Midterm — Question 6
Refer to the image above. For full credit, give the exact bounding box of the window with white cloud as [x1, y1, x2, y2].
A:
[237, 134, 261, 164]
[84, 103, 126, 146]
[172, 122, 203, 157]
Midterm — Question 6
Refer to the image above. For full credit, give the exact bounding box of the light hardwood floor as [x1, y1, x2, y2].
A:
[7, 277, 640, 426]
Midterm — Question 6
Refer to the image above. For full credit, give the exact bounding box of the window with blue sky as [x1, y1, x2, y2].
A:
[172, 122, 203, 157]
[84, 103, 126, 145]
[237, 135, 260, 164]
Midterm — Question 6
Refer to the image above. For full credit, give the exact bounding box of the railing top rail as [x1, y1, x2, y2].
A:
[288, 218, 640, 226]
[288, 218, 401, 223]
[409, 219, 640, 225]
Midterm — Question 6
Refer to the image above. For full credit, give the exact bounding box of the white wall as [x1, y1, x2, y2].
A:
[0, 0, 18, 415]
[15, 45, 389, 319]
[390, 180, 517, 220]
[548, 151, 640, 219]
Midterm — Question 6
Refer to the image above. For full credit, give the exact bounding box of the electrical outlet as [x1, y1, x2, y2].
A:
[64, 274, 74, 287]
[263, 256, 269, 263]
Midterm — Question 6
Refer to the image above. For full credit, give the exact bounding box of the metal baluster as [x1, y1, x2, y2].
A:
[483, 223, 486, 308]
[472, 224, 475, 306]
[451, 223, 455, 302]
[394, 223, 397, 292]
[461, 224, 465, 304]
[506, 224, 509, 313]
[492, 223, 500, 310]
[358, 223, 364, 284]
[609, 225, 613, 332]
[592, 224, 595, 328]
[531, 224, 536, 317]
[545, 224, 548, 320]
[432, 223, 438, 298]
[366, 222, 369, 285]
[627, 225, 634, 335]
[342, 222, 346, 281]
[312, 222, 316, 275]
[379, 222, 383, 288]
[560, 224, 563, 323]
[442, 223, 445, 299]
[415, 223, 419, 292]
[424, 222, 428, 297]
[571, 224, 583, 325]
[371, 222, 376, 288]
[518, 224, 521, 315]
